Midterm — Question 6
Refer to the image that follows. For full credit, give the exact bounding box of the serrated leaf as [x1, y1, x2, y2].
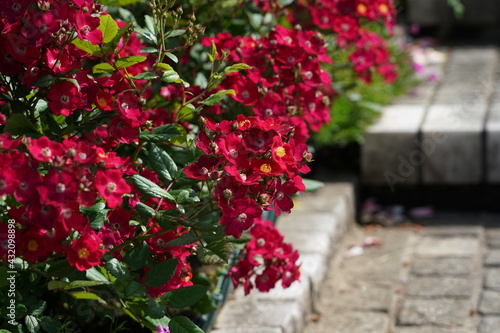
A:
[125, 281, 147, 298]
[98, 14, 119, 43]
[5, 113, 38, 136]
[144, 259, 178, 288]
[204, 240, 233, 263]
[135, 201, 156, 218]
[166, 29, 186, 39]
[200, 89, 236, 106]
[132, 72, 158, 80]
[72, 39, 101, 56]
[105, 258, 131, 279]
[146, 299, 166, 319]
[47, 280, 69, 290]
[224, 63, 252, 74]
[32, 75, 55, 88]
[93, 63, 115, 74]
[168, 316, 204, 333]
[169, 189, 199, 204]
[30, 300, 46, 316]
[163, 233, 198, 247]
[124, 241, 150, 271]
[160, 285, 207, 308]
[39, 317, 62, 333]
[155, 63, 174, 72]
[116, 56, 147, 69]
[66, 280, 110, 289]
[139, 30, 157, 43]
[25, 315, 39, 333]
[70, 291, 105, 302]
[140, 124, 182, 143]
[86, 267, 109, 282]
[149, 143, 178, 182]
[131, 175, 175, 201]
[161, 70, 180, 83]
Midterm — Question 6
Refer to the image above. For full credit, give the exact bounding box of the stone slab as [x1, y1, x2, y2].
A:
[361, 105, 427, 186]
[304, 311, 389, 333]
[485, 250, 500, 266]
[412, 257, 475, 276]
[478, 290, 500, 315]
[486, 229, 500, 248]
[486, 104, 500, 183]
[330, 283, 393, 312]
[478, 316, 500, 333]
[421, 102, 488, 184]
[214, 299, 303, 333]
[395, 327, 471, 333]
[415, 237, 480, 258]
[484, 269, 500, 291]
[398, 299, 472, 326]
[405, 277, 473, 298]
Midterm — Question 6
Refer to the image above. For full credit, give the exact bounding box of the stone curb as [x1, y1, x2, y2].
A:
[209, 182, 356, 333]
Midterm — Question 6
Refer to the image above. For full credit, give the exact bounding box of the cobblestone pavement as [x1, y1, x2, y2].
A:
[304, 214, 500, 333]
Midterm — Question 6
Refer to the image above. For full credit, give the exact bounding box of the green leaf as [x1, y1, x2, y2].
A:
[146, 299, 166, 319]
[163, 233, 198, 247]
[98, 14, 119, 43]
[102, 21, 133, 55]
[224, 63, 252, 74]
[5, 113, 38, 136]
[131, 72, 158, 80]
[66, 280, 109, 289]
[165, 52, 178, 63]
[32, 75, 55, 88]
[173, 189, 200, 204]
[116, 56, 147, 69]
[198, 240, 233, 264]
[144, 259, 177, 288]
[86, 267, 109, 282]
[125, 281, 147, 298]
[160, 285, 208, 308]
[30, 300, 46, 316]
[168, 316, 204, 333]
[190, 292, 217, 315]
[105, 258, 131, 279]
[135, 201, 156, 218]
[140, 124, 182, 143]
[80, 202, 109, 230]
[131, 175, 175, 201]
[149, 144, 178, 182]
[124, 241, 150, 271]
[47, 260, 79, 278]
[144, 15, 155, 34]
[72, 39, 101, 56]
[70, 291, 105, 302]
[39, 317, 62, 333]
[302, 178, 325, 192]
[140, 47, 158, 54]
[200, 89, 235, 106]
[25, 315, 39, 333]
[47, 280, 69, 290]
[166, 29, 186, 38]
[161, 70, 180, 83]
[93, 63, 115, 74]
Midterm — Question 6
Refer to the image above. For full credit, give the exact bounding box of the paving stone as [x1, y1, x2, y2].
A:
[405, 277, 472, 298]
[485, 250, 500, 266]
[304, 311, 389, 333]
[485, 104, 500, 183]
[395, 326, 470, 333]
[211, 329, 283, 333]
[398, 299, 472, 326]
[415, 236, 480, 257]
[422, 225, 483, 237]
[484, 269, 500, 291]
[478, 290, 500, 315]
[330, 283, 393, 312]
[478, 316, 500, 333]
[421, 102, 488, 184]
[214, 299, 303, 333]
[486, 229, 500, 248]
[361, 104, 427, 186]
[411, 257, 475, 276]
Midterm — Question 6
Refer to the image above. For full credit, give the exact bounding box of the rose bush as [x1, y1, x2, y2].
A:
[0, 0, 406, 332]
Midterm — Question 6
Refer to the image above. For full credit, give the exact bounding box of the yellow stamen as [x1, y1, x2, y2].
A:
[260, 164, 272, 173]
[276, 147, 286, 158]
[78, 248, 90, 259]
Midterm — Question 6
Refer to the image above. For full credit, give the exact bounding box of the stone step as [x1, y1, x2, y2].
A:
[361, 46, 500, 187]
